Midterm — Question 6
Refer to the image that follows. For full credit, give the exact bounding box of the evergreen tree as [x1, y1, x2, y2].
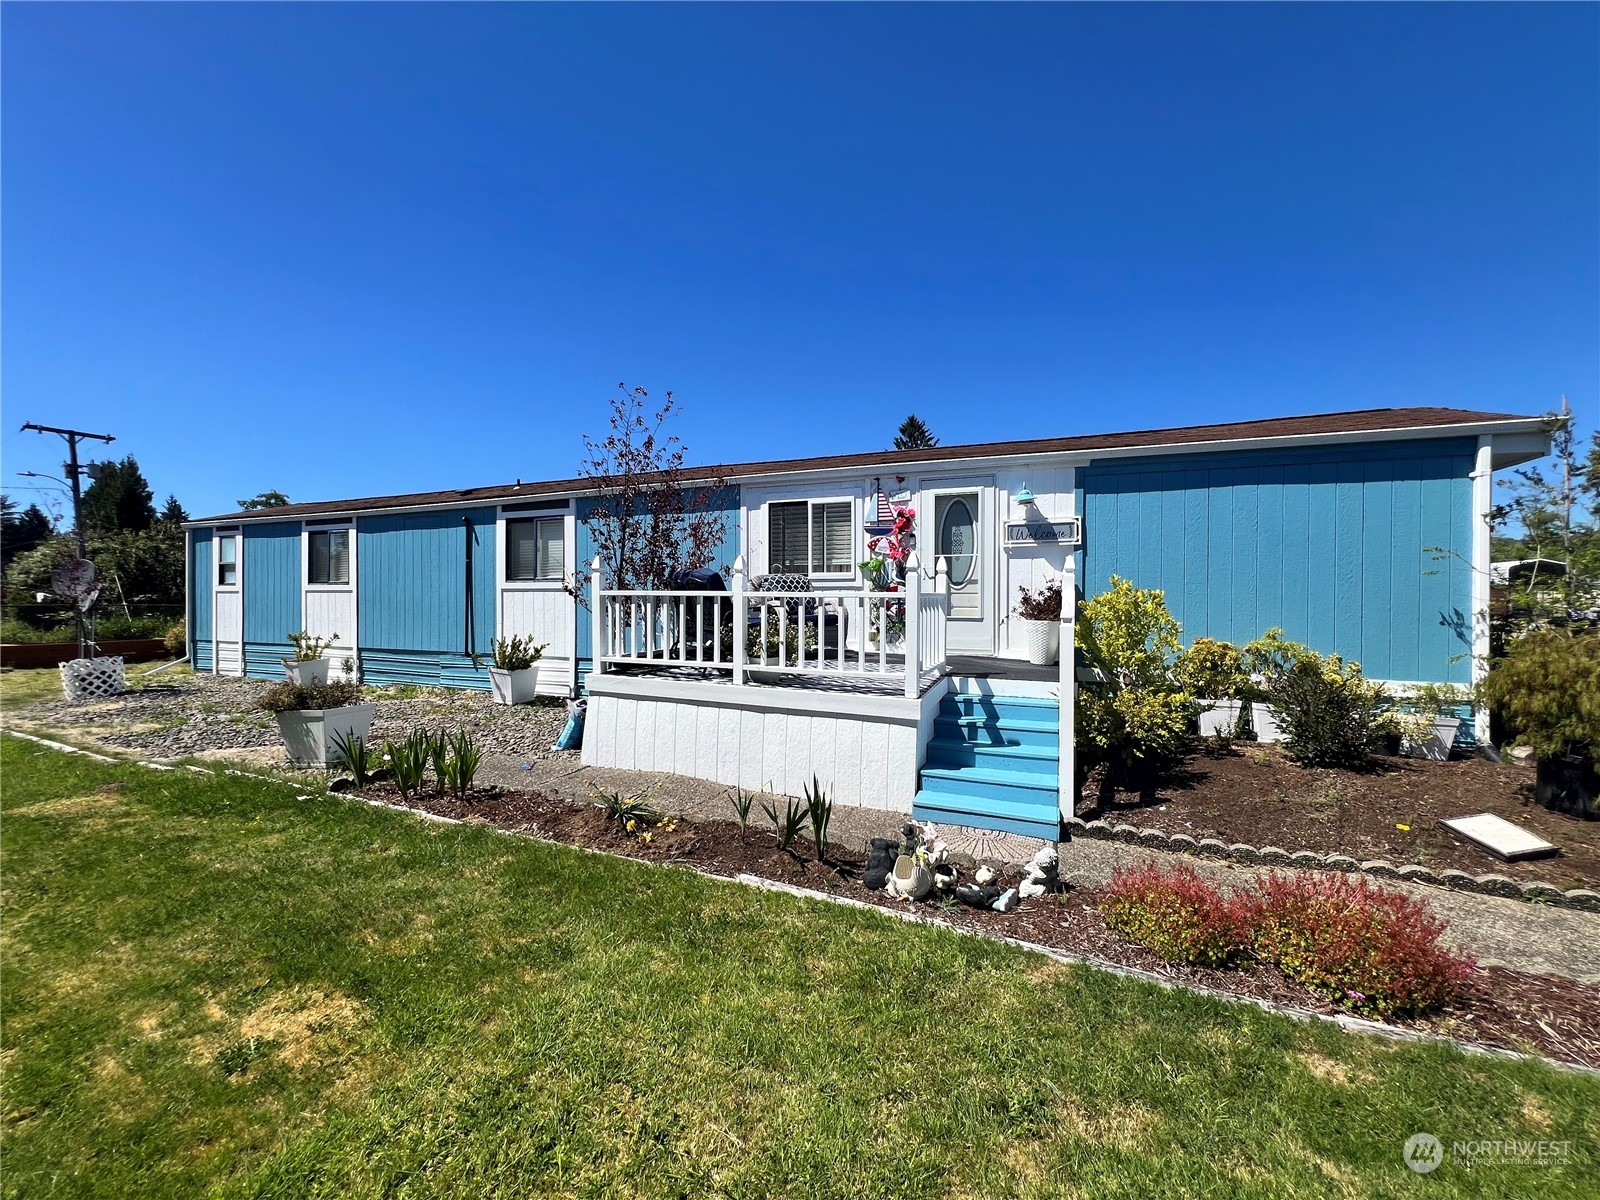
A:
[80, 455, 157, 533]
[159, 494, 189, 524]
[237, 490, 290, 510]
[1, 496, 54, 568]
[893, 414, 940, 451]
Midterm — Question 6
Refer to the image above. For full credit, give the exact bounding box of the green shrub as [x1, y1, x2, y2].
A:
[1242, 627, 1319, 687]
[1476, 630, 1600, 759]
[491, 635, 547, 672]
[1268, 656, 1386, 769]
[1077, 576, 1182, 689]
[1175, 638, 1247, 699]
[164, 621, 186, 656]
[257, 678, 364, 714]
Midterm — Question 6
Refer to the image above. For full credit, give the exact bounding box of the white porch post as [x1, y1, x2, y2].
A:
[903, 551, 922, 699]
[590, 555, 608, 677]
[1471, 436, 1493, 743]
[732, 554, 748, 687]
[1058, 553, 1077, 830]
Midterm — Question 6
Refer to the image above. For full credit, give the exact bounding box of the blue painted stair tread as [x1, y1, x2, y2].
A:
[913, 691, 1063, 842]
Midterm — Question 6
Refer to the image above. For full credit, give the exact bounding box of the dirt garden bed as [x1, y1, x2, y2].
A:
[1081, 744, 1600, 890]
[350, 778, 1600, 1072]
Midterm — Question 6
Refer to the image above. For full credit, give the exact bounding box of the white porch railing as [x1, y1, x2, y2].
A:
[592, 553, 951, 698]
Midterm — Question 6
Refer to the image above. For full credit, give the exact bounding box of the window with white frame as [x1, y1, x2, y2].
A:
[216, 536, 238, 587]
[768, 500, 853, 575]
[506, 517, 564, 582]
[308, 530, 350, 585]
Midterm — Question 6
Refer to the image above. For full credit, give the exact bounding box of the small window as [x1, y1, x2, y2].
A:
[507, 517, 563, 582]
[217, 536, 237, 587]
[309, 530, 350, 585]
[768, 500, 853, 575]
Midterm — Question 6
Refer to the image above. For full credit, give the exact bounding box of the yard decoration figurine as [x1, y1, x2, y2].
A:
[1017, 845, 1060, 898]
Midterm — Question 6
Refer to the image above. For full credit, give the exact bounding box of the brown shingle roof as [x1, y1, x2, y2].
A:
[191, 405, 1538, 524]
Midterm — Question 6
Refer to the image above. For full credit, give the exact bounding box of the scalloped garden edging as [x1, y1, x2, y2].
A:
[1064, 815, 1600, 913]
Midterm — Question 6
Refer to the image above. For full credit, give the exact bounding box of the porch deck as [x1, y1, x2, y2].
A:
[600, 654, 1054, 697]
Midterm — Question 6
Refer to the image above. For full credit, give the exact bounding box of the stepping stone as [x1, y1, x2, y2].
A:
[1438, 813, 1559, 862]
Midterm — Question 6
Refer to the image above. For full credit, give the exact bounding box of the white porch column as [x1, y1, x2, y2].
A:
[903, 551, 922, 699]
[731, 555, 748, 687]
[590, 555, 608, 677]
[1471, 437, 1493, 743]
[1058, 552, 1077, 829]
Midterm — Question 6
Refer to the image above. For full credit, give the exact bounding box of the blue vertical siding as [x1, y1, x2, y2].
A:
[357, 508, 497, 688]
[574, 486, 742, 690]
[190, 532, 213, 668]
[242, 522, 302, 679]
[1081, 439, 1475, 683]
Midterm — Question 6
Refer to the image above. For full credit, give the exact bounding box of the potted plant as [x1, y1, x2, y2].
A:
[1476, 630, 1600, 819]
[258, 677, 375, 768]
[283, 630, 339, 686]
[488, 635, 547, 705]
[1176, 638, 1248, 737]
[1391, 683, 1468, 761]
[1013, 580, 1063, 666]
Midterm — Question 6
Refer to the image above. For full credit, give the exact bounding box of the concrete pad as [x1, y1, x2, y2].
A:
[1439, 813, 1559, 862]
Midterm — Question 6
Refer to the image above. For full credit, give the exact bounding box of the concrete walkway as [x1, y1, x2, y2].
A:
[477, 752, 1600, 984]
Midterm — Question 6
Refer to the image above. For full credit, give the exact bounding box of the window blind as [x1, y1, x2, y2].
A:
[812, 502, 853, 574]
[508, 518, 562, 581]
[309, 531, 349, 585]
[768, 503, 809, 573]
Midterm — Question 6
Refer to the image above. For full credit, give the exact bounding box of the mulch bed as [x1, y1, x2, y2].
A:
[1082, 745, 1600, 890]
[353, 780, 1600, 1073]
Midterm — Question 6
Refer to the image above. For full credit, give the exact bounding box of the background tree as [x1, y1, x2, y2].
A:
[2, 496, 55, 569]
[159, 495, 189, 525]
[893, 414, 940, 451]
[576, 383, 730, 591]
[80, 455, 156, 533]
[237, 490, 290, 510]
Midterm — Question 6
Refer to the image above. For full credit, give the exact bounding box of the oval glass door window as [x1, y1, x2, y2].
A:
[938, 497, 977, 586]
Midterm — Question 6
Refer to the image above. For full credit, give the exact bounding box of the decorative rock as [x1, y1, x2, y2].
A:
[1562, 889, 1600, 913]
[991, 887, 1020, 913]
[1167, 834, 1199, 854]
[1062, 816, 1088, 832]
[1519, 881, 1564, 904]
[1395, 864, 1437, 886]
[1198, 838, 1230, 859]
[1439, 869, 1479, 892]
[863, 838, 899, 891]
[1471, 874, 1526, 900]
[1360, 860, 1401, 880]
[1138, 829, 1170, 849]
[1257, 846, 1293, 866]
[1227, 843, 1260, 864]
[974, 865, 998, 887]
[1113, 824, 1143, 845]
[1289, 851, 1324, 870]
[1509, 745, 1535, 763]
[1082, 820, 1113, 838]
[1322, 855, 1360, 874]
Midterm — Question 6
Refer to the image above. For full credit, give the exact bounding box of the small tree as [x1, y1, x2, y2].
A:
[577, 384, 729, 592]
[158, 495, 189, 525]
[237, 490, 290, 510]
[1, 496, 54, 568]
[893, 414, 940, 451]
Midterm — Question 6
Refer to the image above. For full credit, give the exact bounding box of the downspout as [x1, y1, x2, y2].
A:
[463, 515, 475, 662]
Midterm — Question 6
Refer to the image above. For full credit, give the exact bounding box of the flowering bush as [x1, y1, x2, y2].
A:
[1251, 873, 1476, 1018]
[1101, 863, 1254, 967]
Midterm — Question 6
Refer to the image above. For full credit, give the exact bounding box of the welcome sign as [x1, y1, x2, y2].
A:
[1004, 517, 1082, 547]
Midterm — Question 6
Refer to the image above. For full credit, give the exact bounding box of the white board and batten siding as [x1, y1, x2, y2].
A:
[213, 527, 244, 676]
[495, 504, 577, 697]
[302, 521, 359, 680]
[991, 465, 1077, 659]
[583, 674, 952, 810]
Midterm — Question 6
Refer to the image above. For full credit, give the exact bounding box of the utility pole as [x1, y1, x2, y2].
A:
[20, 422, 116, 657]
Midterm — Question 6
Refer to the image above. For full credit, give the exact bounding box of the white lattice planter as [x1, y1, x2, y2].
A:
[60, 656, 126, 703]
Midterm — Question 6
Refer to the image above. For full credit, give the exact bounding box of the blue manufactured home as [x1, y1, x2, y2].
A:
[187, 406, 1549, 840]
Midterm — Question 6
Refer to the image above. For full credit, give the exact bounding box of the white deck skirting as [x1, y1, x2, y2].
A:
[583, 671, 953, 810]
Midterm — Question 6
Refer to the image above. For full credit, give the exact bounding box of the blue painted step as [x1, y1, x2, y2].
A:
[933, 715, 1060, 750]
[912, 789, 1061, 841]
[915, 690, 1063, 841]
[942, 693, 1060, 725]
[924, 740, 1059, 773]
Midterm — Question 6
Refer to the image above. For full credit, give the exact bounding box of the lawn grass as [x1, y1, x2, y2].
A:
[0, 661, 188, 712]
[2, 733, 1596, 1199]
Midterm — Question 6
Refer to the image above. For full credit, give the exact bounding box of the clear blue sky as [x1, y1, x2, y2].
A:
[4, 3, 1596, 521]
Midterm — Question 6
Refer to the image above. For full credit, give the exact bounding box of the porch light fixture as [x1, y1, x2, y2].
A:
[1013, 483, 1037, 507]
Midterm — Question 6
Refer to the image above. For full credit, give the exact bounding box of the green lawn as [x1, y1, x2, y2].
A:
[2, 734, 1595, 1199]
[0, 661, 188, 712]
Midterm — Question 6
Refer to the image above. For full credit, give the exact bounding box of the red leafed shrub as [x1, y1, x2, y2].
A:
[1101, 862, 1254, 967]
[1251, 873, 1477, 1018]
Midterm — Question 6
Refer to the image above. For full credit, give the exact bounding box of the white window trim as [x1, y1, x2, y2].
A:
[499, 511, 568, 590]
[764, 495, 858, 580]
[213, 531, 241, 592]
[303, 525, 354, 592]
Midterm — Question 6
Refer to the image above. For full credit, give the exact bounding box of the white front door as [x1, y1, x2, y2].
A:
[933, 489, 993, 654]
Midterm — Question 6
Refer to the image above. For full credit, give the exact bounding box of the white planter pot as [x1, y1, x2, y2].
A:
[59, 656, 125, 703]
[1402, 716, 1462, 762]
[1021, 619, 1061, 666]
[488, 665, 540, 705]
[1252, 704, 1286, 744]
[275, 703, 377, 767]
[1198, 698, 1245, 738]
[890, 855, 933, 901]
[283, 658, 330, 686]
